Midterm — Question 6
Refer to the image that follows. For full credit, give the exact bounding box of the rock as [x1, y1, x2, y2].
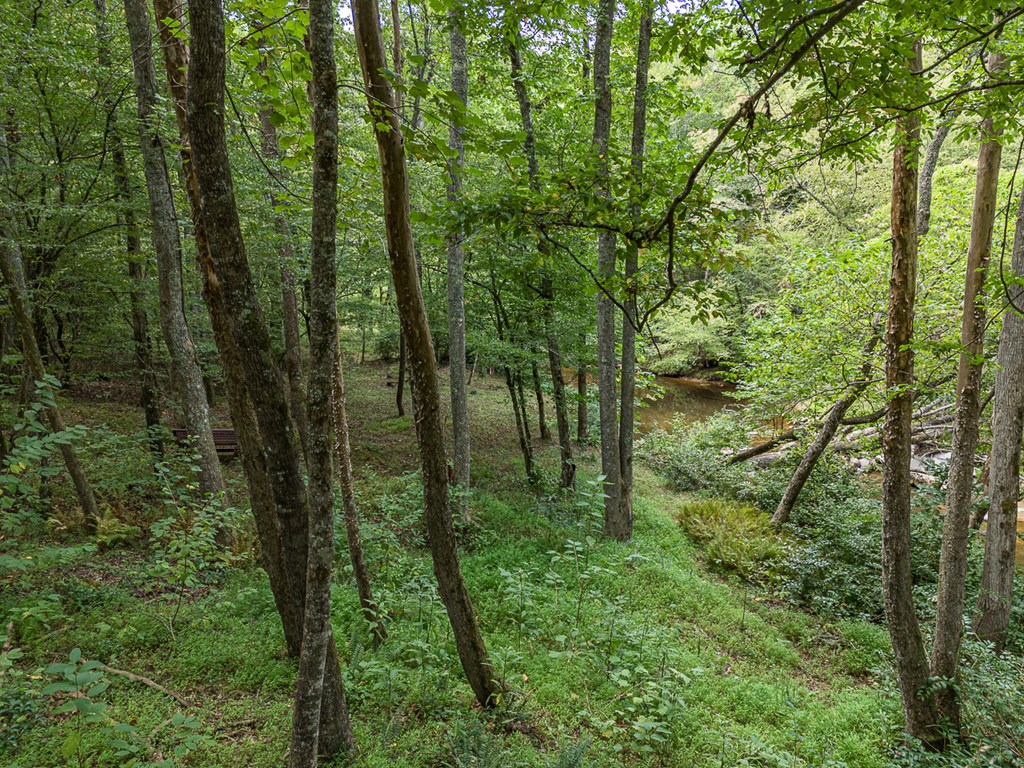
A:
[910, 471, 938, 486]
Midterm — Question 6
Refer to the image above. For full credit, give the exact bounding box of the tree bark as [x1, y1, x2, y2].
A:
[256, 97, 309, 458]
[917, 123, 950, 237]
[0, 129, 99, 532]
[288, 0, 341, 758]
[352, 0, 500, 709]
[446, 7, 471, 519]
[334, 342, 386, 646]
[975, 177, 1024, 650]
[592, 0, 624, 539]
[932, 68, 1003, 731]
[772, 332, 879, 526]
[530, 355, 550, 441]
[93, 0, 163, 456]
[122, 0, 223, 500]
[183, 0, 353, 755]
[506, 29, 574, 487]
[880, 40, 943, 752]
[0, 241, 100, 531]
[619, 1, 652, 532]
[577, 341, 589, 443]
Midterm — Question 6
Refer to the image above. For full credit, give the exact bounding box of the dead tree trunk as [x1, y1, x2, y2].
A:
[772, 332, 879, 526]
[880, 40, 943, 752]
[932, 66, 1003, 732]
[352, 0, 500, 709]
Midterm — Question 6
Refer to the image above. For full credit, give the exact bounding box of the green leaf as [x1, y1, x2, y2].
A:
[61, 732, 81, 759]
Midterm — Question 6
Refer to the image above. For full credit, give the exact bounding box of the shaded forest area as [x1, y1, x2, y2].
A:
[1, 0, 1023, 766]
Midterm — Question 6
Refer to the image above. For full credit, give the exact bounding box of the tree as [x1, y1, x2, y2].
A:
[880, 39, 944, 752]
[351, 0, 501, 709]
[184, 0, 353, 755]
[975, 177, 1024, 649]
[121, 0, 223, 500]
[447, 4, 471, 518]
[506, 20, 575, 490]
[931, 51, 1005, 732]
[287, 0, 341, 758]
[591, 0, 624, 539]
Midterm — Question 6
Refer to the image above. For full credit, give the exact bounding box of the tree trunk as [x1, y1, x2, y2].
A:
[592, 0, 624, 539]
[288, 0, 340, 758]
[93, 0, 162, 456]
[932, 71, 1003, 731]
[396, 330, 407, 416]
[506, 29, 573, 487]
[0, 241, 100, 532]
[880, 40, 943, 752]
[256, 98, 309, 458]
[619, 1, 652, 533]
[530, 354, 550, 440]
[335, 342, 386, 646]
[975, 179, 1024, 650]
[122, 0, 223, 500]
[577, 344, 589, 443]
[351, 0, 500, 709]
[917, 123, 950, 237]
[446, 7, 471, 520]
[772, 332, 879, 526]
[182, 0, 353, 755]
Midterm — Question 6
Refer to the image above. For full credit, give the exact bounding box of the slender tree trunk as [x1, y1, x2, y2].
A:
[288, 0, 341, 758]
[577, 345, 589, 443]
[123, 0, 223, 500]
[530, 355, 550, 440]
[446, 7, 471, 519]
[619, 1, 652, 533]
[396, 331, 407, 416]
[335, 342, 386, 646]
[506, 30, 573, 486]
[257, 97, 309, 457]
[352, 0, 500, 709]
[147, 0, 297, 653]
[917, 123, 950, 237]
[183, 0, 353, 755]
[93, 0, 163, 455]
[932, 71, 1003, 731]
[880, 40, 943, 752]
[592, 0, 624, 539]
[975, 182, 1024, 649]
[0, 241, 99, 531]
[772, 332, 879, 526]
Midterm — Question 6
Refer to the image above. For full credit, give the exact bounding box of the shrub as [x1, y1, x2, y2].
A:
[676, 498, 784, 577]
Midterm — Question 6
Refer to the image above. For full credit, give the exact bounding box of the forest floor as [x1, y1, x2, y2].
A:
[1, 362, 901, 767]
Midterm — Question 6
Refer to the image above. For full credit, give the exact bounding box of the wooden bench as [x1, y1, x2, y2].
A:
[171, 428, 239, 461]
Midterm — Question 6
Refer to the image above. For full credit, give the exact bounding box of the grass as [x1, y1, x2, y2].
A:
[0, 361, 901, 767]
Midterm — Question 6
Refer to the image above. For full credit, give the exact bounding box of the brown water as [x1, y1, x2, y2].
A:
[637, 375, 739, 433]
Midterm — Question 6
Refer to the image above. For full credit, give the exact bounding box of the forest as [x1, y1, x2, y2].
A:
[1, 0, 1023, 765]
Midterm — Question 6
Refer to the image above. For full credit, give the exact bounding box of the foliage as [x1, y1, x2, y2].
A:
[677, 499, 784, 578]
[0, 379, 88, 533]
